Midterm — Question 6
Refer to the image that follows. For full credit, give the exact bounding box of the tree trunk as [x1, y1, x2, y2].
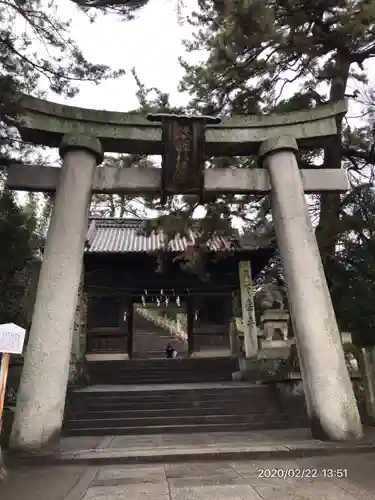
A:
[316, 57, 350, 289]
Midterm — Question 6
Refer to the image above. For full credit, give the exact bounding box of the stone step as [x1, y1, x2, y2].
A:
[87, 370, 235, 377]
[88, 373, 232, 378]
[73, 396, 276, 412]
[72, 386, 268, 402]
[88, 359, 237, 385]
[65, 412, 294, 430]
[72, 392, 274, 406]
[88, 374, 233, 381]
[65, 328, 308, 438]
[86, 358, 237, 367]
[63, 418, 308, 437]
[87, 357, 238, 372]
[70, 391, 277, 406]
[88, 377, 232, 385]
[35, 437, 375, 466]
[64, 384, 308, 437]
[70, 397, 275, 411]
[67, 403, 282, 419]
[87, 376, 234, 383]
[70, 403, 279, 416]
[88, 365, 232, 373]
[87, 366, 236, 375]
[87, 375, 234, 382]
[93, 372, 230, 376]
[87, 372, 233, 380]
[132, 354, 189, 360]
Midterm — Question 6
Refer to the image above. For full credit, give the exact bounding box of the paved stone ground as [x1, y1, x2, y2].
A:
[2, 452, 375, 499]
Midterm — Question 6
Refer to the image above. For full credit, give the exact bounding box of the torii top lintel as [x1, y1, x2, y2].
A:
[15, 93, 347, 156]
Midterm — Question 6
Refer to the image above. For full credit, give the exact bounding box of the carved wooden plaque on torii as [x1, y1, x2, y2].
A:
[147, 113, 221, 203]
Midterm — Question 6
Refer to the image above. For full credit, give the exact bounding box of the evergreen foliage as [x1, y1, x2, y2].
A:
[1, 0, 374, 344]
[172, 0, 375, 343]
[0, 190, 40, 325]
[0, 0, 125, 325]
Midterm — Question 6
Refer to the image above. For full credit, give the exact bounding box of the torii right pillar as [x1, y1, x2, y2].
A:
[260, 136, 363, 441]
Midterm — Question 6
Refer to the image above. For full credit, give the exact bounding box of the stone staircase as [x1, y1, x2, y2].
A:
[65, 310, 308, 438]
[135, 306, 187, 342]
[132, 312, 188, 359]
[65, 354, 309, 437]
[63, 383, 308, 437]
[86, 357, 237, 385]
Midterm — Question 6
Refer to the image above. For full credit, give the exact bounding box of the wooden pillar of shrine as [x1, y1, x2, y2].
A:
[190, 295, 232, 358]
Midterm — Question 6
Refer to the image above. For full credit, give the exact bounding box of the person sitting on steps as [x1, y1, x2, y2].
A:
[165, 343, 177, 359]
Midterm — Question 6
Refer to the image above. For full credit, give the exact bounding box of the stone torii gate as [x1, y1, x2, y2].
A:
[6, 94, 362, 452]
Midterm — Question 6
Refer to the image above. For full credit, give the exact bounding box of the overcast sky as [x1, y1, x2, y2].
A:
[15, 0, 374, 222]
[48, 0, 201, 111]
[41, 0, 372, 118]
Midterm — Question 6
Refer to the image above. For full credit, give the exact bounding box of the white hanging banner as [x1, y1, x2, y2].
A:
[0, 323, 26, 355]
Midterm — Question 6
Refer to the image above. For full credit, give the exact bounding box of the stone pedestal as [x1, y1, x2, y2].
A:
[260, 309, 289, 341]
[260, 136, 362, 441]
[10, 135, 103, 452]
[258, 339, 292, 360]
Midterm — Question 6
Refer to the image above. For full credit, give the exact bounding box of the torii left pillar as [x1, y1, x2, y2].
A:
[9, 134, 103, 452]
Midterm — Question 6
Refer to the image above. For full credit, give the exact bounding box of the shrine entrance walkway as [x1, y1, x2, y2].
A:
[3, 448, 375, 500]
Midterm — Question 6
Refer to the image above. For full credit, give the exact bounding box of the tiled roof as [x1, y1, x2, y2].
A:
[85, 218, 243, 254]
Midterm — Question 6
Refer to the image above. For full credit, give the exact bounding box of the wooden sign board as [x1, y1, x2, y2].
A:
[147, 114, 220, 202]
[0, 323, 26, 355]
[0, 323, 26, 449]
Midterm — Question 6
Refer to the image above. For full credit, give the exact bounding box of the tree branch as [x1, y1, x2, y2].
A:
[342, 147, 375, 165]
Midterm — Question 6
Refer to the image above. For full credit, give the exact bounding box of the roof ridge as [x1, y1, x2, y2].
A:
[88, 217, 238, 229]
[88, 216, 144, 222]
[84, 219, 248, 253]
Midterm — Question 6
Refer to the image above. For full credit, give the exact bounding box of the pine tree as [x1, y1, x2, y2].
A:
[175, 0, 375, 338]
[71, 0, 149, 17]
[0, 0, 126, 164]
[0, 190, 40, 325]
[0, 0, 134, 471]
